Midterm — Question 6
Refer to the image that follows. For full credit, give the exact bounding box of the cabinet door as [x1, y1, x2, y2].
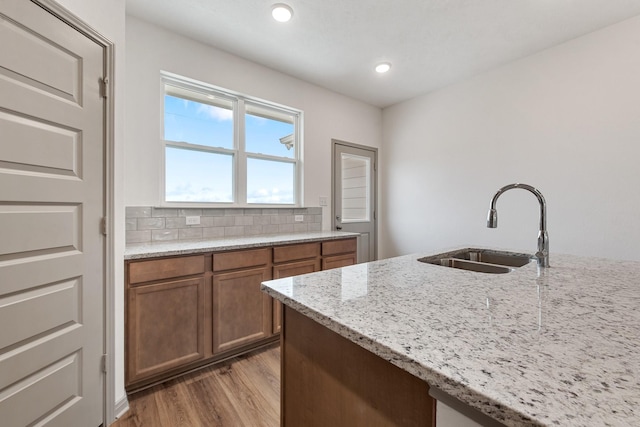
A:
[127, 277, 205, 384]
[322, 253, 357, 270]
[212, 266, 272, 354]
[272, 258, 321, 333]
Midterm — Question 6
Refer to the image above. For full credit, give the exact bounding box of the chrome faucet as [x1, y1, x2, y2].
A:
[487, 183, 549, 267]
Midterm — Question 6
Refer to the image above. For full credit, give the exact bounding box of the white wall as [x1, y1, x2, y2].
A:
[381, 15, 640, 261]
[53, 0, 127, 418]
[125, 16, 382, 231]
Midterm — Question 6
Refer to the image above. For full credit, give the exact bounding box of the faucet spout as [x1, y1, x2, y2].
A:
[487, 183, 549, 267]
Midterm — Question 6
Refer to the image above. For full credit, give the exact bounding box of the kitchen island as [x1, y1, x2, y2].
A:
[261, 249, 640, 426]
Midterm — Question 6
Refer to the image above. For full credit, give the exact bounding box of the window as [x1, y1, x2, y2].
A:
[162, 73, 302, 205]
[340, 153, 371, 222]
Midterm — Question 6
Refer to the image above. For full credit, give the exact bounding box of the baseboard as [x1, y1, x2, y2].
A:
[114, 395, 130, 422]
[125, 337, 280, 394]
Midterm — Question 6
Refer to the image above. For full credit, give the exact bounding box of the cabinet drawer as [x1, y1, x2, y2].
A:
[322, 238, 357, 256]
[274, 242, 320, 263]
[213, 248, 271, 272]
[128, 255, 205, 285]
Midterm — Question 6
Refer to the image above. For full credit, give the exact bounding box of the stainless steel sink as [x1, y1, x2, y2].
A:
[450, 249, 531, 268]
[418, 248, 533, 274]
[435, 258, 513, 274]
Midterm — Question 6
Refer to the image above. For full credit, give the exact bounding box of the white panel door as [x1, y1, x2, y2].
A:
[0, 1, 105, 426]
[333, 141, 377, 262]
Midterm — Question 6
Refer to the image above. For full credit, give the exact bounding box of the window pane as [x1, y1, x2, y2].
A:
[164, 94, 233, 149]
[245, 105, 295, 158]
[341, 153, 370, 222]
[247, 158, 294, 204]
[166, 146, 233, 202]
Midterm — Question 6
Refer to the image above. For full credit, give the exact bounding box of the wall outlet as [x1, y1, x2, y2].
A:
[294, 215, 304, 222]
[185, 216, 200, 225]
[319, 196, 328, 206]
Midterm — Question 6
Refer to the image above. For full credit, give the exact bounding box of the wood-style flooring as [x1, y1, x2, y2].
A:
[111, 344, 280, 427]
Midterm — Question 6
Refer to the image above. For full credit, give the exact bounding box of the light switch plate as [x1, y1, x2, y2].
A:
[319, 196, 328, 206]
[294, 215, 304, 222]
[185, 216, 200, 225]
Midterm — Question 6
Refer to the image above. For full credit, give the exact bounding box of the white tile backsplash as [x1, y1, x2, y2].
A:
[126, 207, 323, 244]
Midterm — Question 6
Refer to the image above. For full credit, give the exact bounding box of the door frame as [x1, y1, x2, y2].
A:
[331, 139, 378, 262]
[32, 1, 117, 424]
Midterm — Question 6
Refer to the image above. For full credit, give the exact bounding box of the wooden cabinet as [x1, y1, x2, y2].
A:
[272, 242, 322, 333]
[273, 258, 321, 278]
[125, 237, 357, 390]
[322, 238, 357, 270]
[270, 239, 357, 333]
[126, 256, 206, 385]
[323, 253, 357, 270]
[273, 242, 320, 264]
[128, 255, 205, 284]
[212, 248, 272, 354]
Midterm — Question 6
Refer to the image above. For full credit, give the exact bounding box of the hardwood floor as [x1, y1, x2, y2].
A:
[112, 344, 280, 427]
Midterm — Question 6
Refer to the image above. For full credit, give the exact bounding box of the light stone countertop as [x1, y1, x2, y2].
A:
[261, 248, 640, 426]
[124, 231, 359, 260]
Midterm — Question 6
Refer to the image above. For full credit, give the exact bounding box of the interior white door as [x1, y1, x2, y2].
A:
[333, 141, 377, 262]
[0, 1, 105, 426]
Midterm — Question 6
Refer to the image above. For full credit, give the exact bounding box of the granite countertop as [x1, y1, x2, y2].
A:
[261, 248, 640, 426]
[124, 231, 359, 260]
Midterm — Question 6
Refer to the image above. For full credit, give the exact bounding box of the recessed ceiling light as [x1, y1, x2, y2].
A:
[272, 4, 293, 22]
[375, 62, 391, 74]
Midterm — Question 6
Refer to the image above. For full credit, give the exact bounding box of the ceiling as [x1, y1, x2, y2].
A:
[126, 0, 640, 108]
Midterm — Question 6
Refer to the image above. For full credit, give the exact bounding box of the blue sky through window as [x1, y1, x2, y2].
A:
[246, 113, 294, 158]
[165, 95, 233, 148]
[164, 95, 296, 204]
[165, 147, 233, 202]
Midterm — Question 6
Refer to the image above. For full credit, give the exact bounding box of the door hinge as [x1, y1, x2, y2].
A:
[101, 354, 107, 373]
[101, 217, 108, 236]
[100, 77, 108, 98]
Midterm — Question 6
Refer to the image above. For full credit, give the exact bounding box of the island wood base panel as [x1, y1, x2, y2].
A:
[282, 306, 436, 426]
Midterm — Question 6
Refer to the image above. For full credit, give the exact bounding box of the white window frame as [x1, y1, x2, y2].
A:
[160, 72, 303, 207]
